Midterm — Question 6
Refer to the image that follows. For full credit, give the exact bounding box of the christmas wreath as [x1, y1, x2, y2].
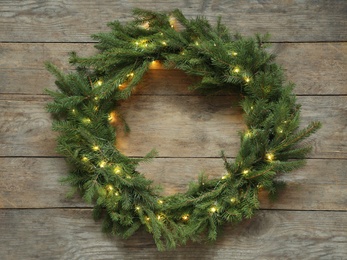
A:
[46, 9, 321, 250]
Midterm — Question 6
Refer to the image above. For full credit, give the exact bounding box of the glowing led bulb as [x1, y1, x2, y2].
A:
[231, 51, 238, 56]
[210, 207, 217, 213]
[92, 145, 100, 151]
[96, 80, 103, 86]
[245, 130, 252, 138]
[82, 118, 91, 124]
[99, 161, 106, 168]
[266, 153, 274, 161]
[145, 216, 150, 221]
[162, 41, 167, 46]
[169, 16, 176, 29]
[81, 156, 88, 162]
[233, 67, 240, 73]
[230, 197, 237, 204]
[135, 206, 141, 211]
[182, 214, 189, 221]
[158, 200, 163, 204]
[114, 165, 122, 174]
[242, 169, 250, 176]
[108, 114, 112, 121]
[72, 109, 76, 114]
[149, 60, 162, 69]
[244, 77, 251, 83]
[106, 185, 114, 191]
[118, 83, 127, 90]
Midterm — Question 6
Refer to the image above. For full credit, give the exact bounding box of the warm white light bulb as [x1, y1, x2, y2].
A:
[182, 214, 189, 221]
[266, 153, 274, 161]
[82, 118, 91, 124]
[106, 185, 113, 191]
[99, 161, 106, 168]
[96, 80, 103, 86]
[114, 165, 122, 174]
[233, 67, 240, 73]
[210, 207, 217, 213]
[245, 130, 252, 138]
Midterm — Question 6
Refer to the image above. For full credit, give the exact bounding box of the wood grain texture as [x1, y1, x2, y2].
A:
[0, 158, 85, 209]
[0, 1, 346, 258]
[1, 42, 346, 95]
[0, 209, 346, 259]
[0, 157, 346, 211]
[0, 0, 346, 42]
[1, 95, 344, 158]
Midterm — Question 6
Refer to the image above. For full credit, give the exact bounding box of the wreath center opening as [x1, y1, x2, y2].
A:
[114, 68, 244, 195]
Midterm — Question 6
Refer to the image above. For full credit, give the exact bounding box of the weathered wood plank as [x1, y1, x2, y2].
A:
[274, 43, 347, 95]
[0, 157, 346, 211]
[1, 42, 346, 95]
[0, 0, 346, 42]
[0, 158, 85, 209]
[0, 98, 57, 157]
[0, 209, 345, 259]
[0, 96, 345, 158]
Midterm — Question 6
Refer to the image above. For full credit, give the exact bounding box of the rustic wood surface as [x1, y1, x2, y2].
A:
[0, 1, 346, 259]
[0, 0, 346, 42]
[1, 42, 346, 95]
[0, 209, 346, 259]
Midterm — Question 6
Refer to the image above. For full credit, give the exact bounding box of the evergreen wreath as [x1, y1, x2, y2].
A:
[46, 9, 321, 250]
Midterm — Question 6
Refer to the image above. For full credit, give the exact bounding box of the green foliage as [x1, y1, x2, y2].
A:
[46, 9, 321, 251]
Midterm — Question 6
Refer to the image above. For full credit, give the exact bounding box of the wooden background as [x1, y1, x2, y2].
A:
[0, 1, 346, 259]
